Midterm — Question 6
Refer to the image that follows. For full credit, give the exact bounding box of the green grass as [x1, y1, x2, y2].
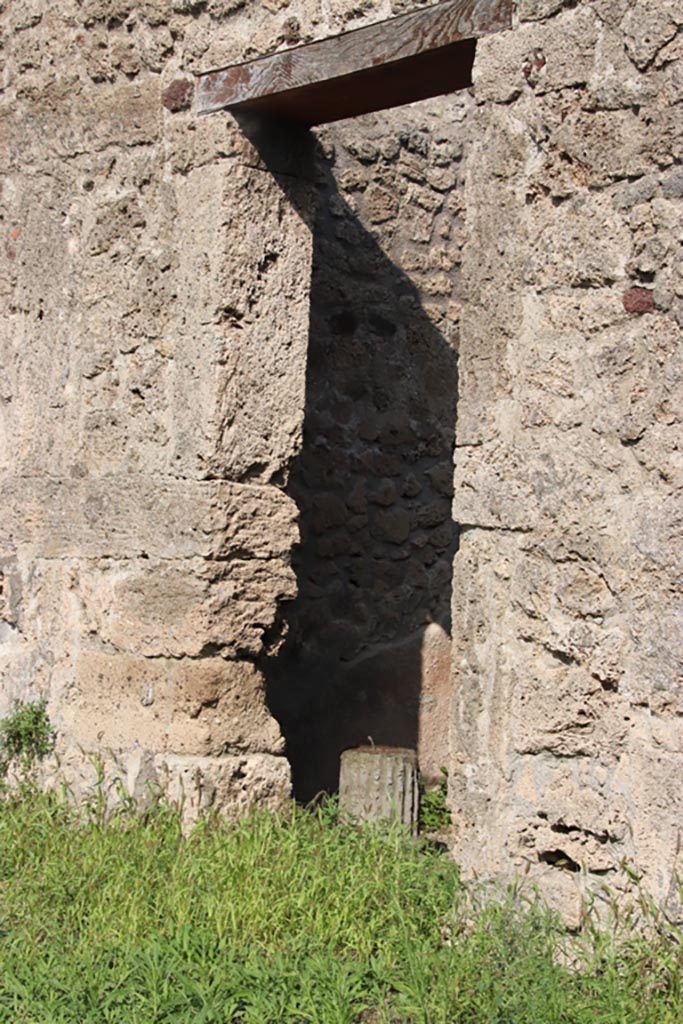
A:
[0, 787, 681, 1023]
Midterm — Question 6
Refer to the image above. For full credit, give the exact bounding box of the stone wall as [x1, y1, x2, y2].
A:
[0, 0, 325, 818]
[0, 0, 464, 818]
[1, 0, 682, 918]
[452, 0, 683, 920]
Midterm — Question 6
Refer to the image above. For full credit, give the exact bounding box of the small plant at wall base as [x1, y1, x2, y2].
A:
[0, 698, 55, 781]
[418, 766, 451, 834]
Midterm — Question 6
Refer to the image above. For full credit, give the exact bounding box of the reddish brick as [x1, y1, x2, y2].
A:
[623, 286, 654, 314]
[162, 79, 193, 113]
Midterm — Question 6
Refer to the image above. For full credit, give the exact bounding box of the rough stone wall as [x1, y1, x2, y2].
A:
[0, 0, 459, 818]
[267, 99, 467, 799]
[1, 0, 682, 921]
[452, 0, 683, 920]
[0, 0, 325, 818]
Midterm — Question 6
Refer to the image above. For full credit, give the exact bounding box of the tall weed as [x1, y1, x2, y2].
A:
[0, 787, 681, 1023]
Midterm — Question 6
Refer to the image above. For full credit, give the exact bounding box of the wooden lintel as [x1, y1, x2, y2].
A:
[197, 0, 513, 126]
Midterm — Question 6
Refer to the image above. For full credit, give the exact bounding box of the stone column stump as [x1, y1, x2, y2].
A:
[339, 746, 418, 831]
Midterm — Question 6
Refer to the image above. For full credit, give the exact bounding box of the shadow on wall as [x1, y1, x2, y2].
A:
[237, 111, 460, 802]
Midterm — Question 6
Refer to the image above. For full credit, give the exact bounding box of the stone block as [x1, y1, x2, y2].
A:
[622, 1, 680, 71]
[1, 476, 298, 561]
[524, 193, 631, 290]
[62, 651, 175, 753]
[61, 652, 284, 757]
[171, 159, 313, 482]
[473, 8, 598, 102]
[453, 446, 539, 531]
[553, 110, 655, 184]
[76, 557, 296, 659]
[372, 507, 411, 544]
[158, 752, 291, 828]
[168, 659, 285, 756]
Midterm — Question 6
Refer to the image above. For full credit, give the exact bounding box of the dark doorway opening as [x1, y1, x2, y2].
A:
[258, 100, 464, 802]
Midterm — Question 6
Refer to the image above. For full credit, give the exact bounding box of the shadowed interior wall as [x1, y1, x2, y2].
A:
[265, 98, 467, 800]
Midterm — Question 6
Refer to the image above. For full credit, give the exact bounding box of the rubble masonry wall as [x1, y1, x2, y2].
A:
[1, 0, 682, 916]
[453, 0, 683, 919]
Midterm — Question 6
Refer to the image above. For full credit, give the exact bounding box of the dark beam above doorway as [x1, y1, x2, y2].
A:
[196, 0, 513, 125]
